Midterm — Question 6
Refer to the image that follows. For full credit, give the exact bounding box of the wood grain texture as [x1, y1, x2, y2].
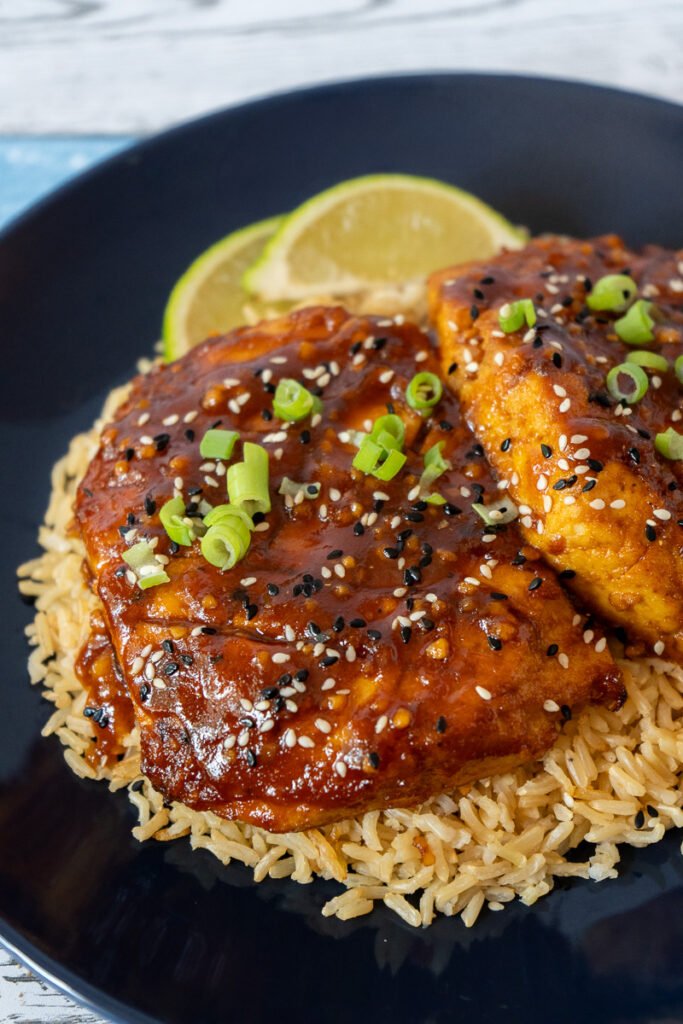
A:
[1, 1, 683, 1020]
[0, 0, 681, 133]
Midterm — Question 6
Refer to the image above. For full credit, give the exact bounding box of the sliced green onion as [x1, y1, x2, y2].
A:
[419, 441, 451, 498]
[353, 438, 383, 474]
[606, 362, 648, 404]
[472, 498, 519, 526]
[586, 274, 638, 312]
[615, 300, 656, 346]
[159, 496, 196, 546]
[655, 427, 683, 460]
[199, 428, 239, 460]
[272, 378, 320, 422]
[406, 372, 443, 413]
[122, 541, 170, 589]
[425, 493, 447, 506]
[369, 414, 405, 450]
[625, 350, 668, 372]
[372, 448, 407, 481]
[227, 441, 271, 515]
[201, 520, 251, 571]
[498, 298, 536, 333]
[203, 503, 254, 533]
[676, 354, 683, 385]
[278, 477, 321, 499]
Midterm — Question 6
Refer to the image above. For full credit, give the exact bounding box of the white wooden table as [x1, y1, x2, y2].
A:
[2, 1, 682, 1020]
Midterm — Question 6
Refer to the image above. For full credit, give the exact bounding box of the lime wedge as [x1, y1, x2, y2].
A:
[162, 215, 283, 361]
[243, 174, 525, 301]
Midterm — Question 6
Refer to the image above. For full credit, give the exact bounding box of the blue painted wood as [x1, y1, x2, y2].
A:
[0, 137, 134, 231]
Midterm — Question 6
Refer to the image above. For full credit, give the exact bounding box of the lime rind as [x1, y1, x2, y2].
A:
[162, 214, 283, 362]
[243, 174, 525, 301]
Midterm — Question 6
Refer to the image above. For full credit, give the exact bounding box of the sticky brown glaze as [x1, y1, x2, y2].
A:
[76, 611, 135, 769]
[74, 306, 623, 831]
[430, 235, 683, 660]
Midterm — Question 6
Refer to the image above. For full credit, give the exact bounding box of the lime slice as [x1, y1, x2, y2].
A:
[162, 215, 283, 361]
[243, 174, 525, 301]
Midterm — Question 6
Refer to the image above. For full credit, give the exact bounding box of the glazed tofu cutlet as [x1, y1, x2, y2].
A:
[430, 234, 683, 660]
[74, 306, 622, 831]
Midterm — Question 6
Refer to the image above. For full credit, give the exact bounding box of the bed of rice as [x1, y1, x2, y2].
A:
[17, 365, 683, 930]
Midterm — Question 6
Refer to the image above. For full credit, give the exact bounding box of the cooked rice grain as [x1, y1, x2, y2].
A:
[16, 393, 683, 929]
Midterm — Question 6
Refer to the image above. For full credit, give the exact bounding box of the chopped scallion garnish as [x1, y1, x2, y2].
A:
[418, 441, 451, 501]
[498, 298, 536, 334]
[655, 427, 683, 460]
[278, 477, 321, 499]
[615, 300, 656, 346]
[368, 414, 405, 450]
[227, 441, 271, 515]
[406, 372, 443, 413]
[472, 498, 519, 526]
[372, 448, 407, 481]
[625, 350, 668, 372]
[606, 362, 648, 404]
[200, 503, 254, 570]
[586, 274, 637, 312]
[353, 438, 383, 474]
[272, 378, 321, 422]
[159, 496, 199, 547]
[199, 428, 239, 460]
[675, 354, 683, 385]
[122, 541, 170, 589]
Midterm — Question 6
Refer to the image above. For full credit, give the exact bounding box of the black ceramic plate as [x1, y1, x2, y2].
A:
[2, 74, 683, 1024]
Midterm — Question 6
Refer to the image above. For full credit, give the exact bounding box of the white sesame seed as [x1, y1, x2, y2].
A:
[199, 461, 216, 472]
[574, 448, 590, 460]
[321, 566, 332, 579]
[334, 564, 346, 579]
[464, 576, 481, 587]
[162, 414, 179, 426]
[672, 410, 682, 422]
[131, 656, 144, 675]
[415, 350, 428, 363]
[518, 504, 531, 515]
[214, 462, 226, 477]
[570, 434, 588, 444]
[312, 644, 325, 658]
[255, 700, 270, 712]
[558, 434, 568, 452]
[139, 435, 154, 445]
[318, 373, 331, 388]
[204, 475, 219, 488]
[272, 652, 290, 664]
[240, 576, 257, 588]
[482, 534, 497, 544]
[190, 628, 202, 638]
[536, 521, 544, 535]
[144, 663, 154, 681]
[373, 490, 390, 501]
[594, 637, 607, 653]
[270, 355, 287, 364]
[390, 515, 401, 530]
[610, 499, 625, 509]
[329, 488, 341, 502]
[224, 735, 236, 750]
[494, 352, 504, 367]
[335, 761, 348, 777]
[521, 515, 532, 528]
[321, 678, 336, 691]
[183, 410, 198, 423]
[558, 653, 569, 669]
[572, 615, 581, 626]
[466, 361, 479, 373]
[345, 647, 357, 663]
[375, 715, 388, 735]
[298, 735, 315, 749]
[589, 499, 605, 510]
[228, 399, 241, 415]
[152, 678, 167, 689]
[407, 485, 421, 502]
[280, 687, 296, 697]
[253, 522, 270, 532]
[543, 699, 560, 712]
[536, 474, 548, 491]
[311, 412, 322, 428]
[654, 640, 665, 656]
[583, 630, 595, 644]
[543, 495, 552, 513]
[575, 465, 589, 475]
[284, 729, 296, 748]
[475, 686, 492, 701]
[318, 504, 328, 519]
[425, 592, 438, 603]
[653, 508, 671, 521]
[352, 353, 366, 366]
[553, 384, 567, 398]
[284, 625, 295, 642]
[239, 698, 254, 712]
[260, 719, 275, 733]
[293, 680, 306, 694]
[558, 459, 570, 472]
[559, 398, 571, 413]
[137, 412, 150, 426]
[479, 564, 492, 580]
[315, 718, 331, 734]
[652, 375, 662, 390]
[379, 369, 394, 384]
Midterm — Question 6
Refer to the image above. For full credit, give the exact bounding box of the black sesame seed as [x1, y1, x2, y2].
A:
[154, 433, 170, 451]
[320, 655, 339, 668]
[628, 447, 640, 464]
[473, 288, 485, 301]
[418, 617, 435, 632]
[404, 566, 422, 586]
[405, 511, 424, 523]
[261, 686, 279, 699]
[170, 542, 180, 555]
[487, 635, 502, 651]
[278, 673, 292, 685]
[560, 705, 572, 721]
[634, 810, 645, 830]
[201, 626, 217, 635]
[163, 662, 179, 676]
[400, 626, 412, 644]
[528, 576, 543, 591]
[350, 341, 362, 355]
[83, 706, 97, 718]
[367, 629, 382, 641]
[436, 716, 447, 733]
[180, 655, 194, 666]
[139, 684, 150, 702]
[588, 391, 611, 408]
[373, 499, 385, 513]
[552, 352, 563, 368]
[532, 337, 543, 349]
[238, 716, 256, 729]
[439, 420, 453, 432]
[647, 804, 659, 818]
[162, 639, 174, 654]
[306, 621, 321, 638]
[406, 597, 414, 611]
[444, 503, 462, 517]
[646, 523, 657, 542]
[637, 428, 651, 440]
[386, 402, 395, 414]
[261, 409, 273, 421]
[368, 751, 381, 768]
[559, 569, 576, 579]
[302, 583, 315, 597]
[263, 382, 276, 394]
[512, 552, 527, 566]
[350, 618, 367, 628]
[327, 549, 343, 559]
[587, 459, 604, 473]
[245, 604, 258, 620]
[245, 749, 257, 768]
[470, 304, 479, 320]
[546, 643, 559, 656]
[490, 592, 508, 601]
[353, 521, 365, 536]
[188, 485, 202, 496]
[541, 443, 553, 458]
[501, 438, 511, 452]
[184, 428, 195, 442]
[373, 336, 388, 350]
[273, 696, 285, 712]
[333, 616, 345, 633]
[300, 429, 311, 445]
[447, 362, 458, 375]
[98, 715, 110, 729]
[125, 447, 135, 461]
[581, 479, 597, 492]
[419, 554, 432, 569]
[411, 500, 428, 512]
[295, 669, 309, 682]
[553, 479, 568, 491]
[267, 583, 279, 596]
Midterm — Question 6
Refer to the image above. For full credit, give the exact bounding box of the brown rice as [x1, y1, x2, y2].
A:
[17, 381, 683, 930]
